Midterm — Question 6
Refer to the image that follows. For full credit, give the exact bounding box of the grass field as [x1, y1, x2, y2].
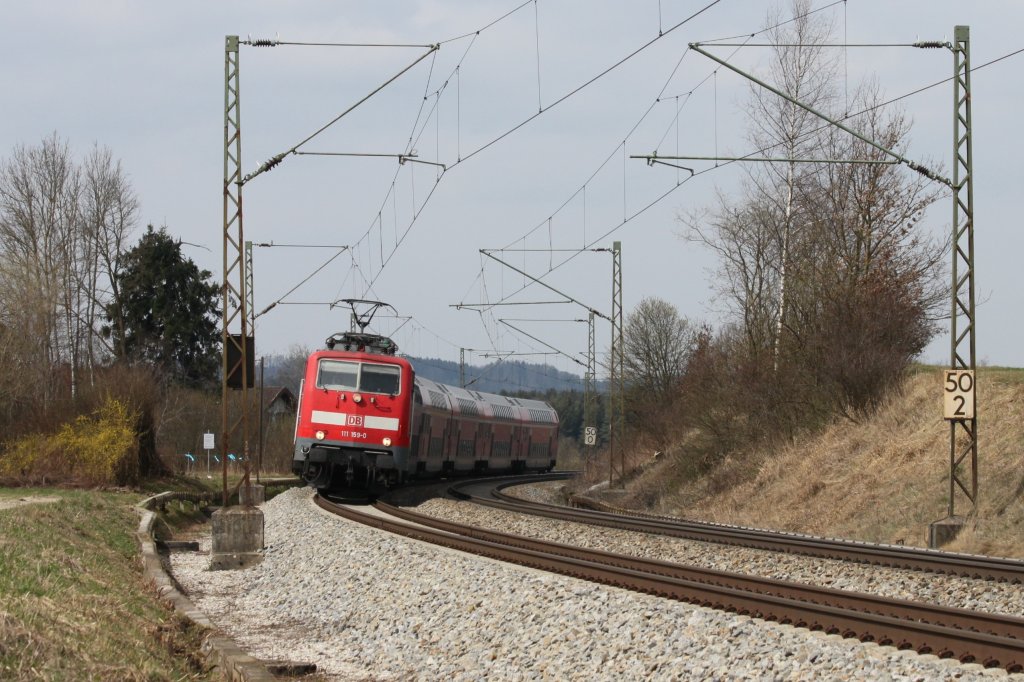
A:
[0, 484, 217, 681]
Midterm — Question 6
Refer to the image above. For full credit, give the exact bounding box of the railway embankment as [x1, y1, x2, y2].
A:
[612, 368, 1024, 557]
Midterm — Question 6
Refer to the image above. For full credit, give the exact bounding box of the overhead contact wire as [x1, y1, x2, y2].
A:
[297, 47, 438, 155]
[258, 248, 349, 318]
[439, 0, 534, 45]
[476, 0, 842, 308]
[698, 0, 844, 44]
[702, 43, 1024, 180]
[455, 0, 724, 167]
[532, 39, 1024, 297]
[349, 32, 479, 278]
[363, 0, 724, 298]
[474, 3, 787, 309]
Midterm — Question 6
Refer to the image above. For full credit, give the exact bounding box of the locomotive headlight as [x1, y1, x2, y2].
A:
[382, 437, 392, 447]
[315, 430, 326, 440]
[352, 393, 363, 404]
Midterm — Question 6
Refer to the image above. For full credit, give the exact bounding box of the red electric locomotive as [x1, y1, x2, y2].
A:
[292, 302, 559, 493]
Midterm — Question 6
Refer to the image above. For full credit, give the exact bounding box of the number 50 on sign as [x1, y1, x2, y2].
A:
[943, 369, 975, 420]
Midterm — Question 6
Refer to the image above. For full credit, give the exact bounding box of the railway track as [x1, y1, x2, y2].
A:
[446, 475, 1024, 584]
[317, 483, 1024, 672]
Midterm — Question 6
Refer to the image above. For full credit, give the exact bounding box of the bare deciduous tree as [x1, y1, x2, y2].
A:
[0, 134, 80, 406]
[681, 1, 945, 427]
[745, 0, 839, 368]
[0, 134, 138, 423]
[622, 297, 697, 401]
[82, 144, 139, 364]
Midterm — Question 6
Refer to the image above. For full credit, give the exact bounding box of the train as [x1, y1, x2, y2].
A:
[291, 326, 560, 493]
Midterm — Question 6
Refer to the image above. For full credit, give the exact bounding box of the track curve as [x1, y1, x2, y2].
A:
[446, 477, 1024, 584]
[317, 479, 1024, 672]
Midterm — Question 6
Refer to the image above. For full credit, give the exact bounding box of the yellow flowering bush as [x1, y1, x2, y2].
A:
[0, 398, 138, 486]
[0, 433, 58, 484]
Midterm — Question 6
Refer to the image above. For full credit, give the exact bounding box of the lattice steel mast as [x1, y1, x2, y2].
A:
[245, 240, 255, 341]
[222, 35, 251, 505]
[608, 241, 625, 489]
[246, 239, 257, 483]
[584, 311, 596, 446]
[948, 25, 977, 517]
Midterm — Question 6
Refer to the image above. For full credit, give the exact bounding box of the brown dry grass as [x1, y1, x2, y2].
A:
[627, 367, 1024, 556]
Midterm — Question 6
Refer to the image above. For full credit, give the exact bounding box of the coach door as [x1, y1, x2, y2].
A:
[475, 422, 491, 471]
[422, 415, 444, 474]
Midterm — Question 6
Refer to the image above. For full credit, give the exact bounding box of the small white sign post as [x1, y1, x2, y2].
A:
[584, 426, 597, 446]
[203, 432, 215, 474]
[943, 369, 975, 420]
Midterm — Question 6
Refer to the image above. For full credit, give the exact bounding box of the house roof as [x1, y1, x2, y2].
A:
[261, 386, 296, 411]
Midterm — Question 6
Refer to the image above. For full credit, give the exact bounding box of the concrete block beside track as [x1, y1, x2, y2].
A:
[210, 506, 265, 570]
[136, 479, 300, 681]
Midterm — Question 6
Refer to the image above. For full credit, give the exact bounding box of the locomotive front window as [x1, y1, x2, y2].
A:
[316, 359, 401, 395]
[317, 360, 359, 391]
[361, 363, 401, 395]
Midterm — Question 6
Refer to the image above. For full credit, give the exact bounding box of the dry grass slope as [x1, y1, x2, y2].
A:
[634, 368, 1024, 557]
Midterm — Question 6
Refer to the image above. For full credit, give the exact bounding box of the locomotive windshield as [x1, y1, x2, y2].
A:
[317, 359, 401, 395]
[361, 363, 401, 394]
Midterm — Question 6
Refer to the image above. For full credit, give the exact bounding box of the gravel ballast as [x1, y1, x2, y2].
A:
[170, 486, 1021, 680]
[424, 483, 1024, 618]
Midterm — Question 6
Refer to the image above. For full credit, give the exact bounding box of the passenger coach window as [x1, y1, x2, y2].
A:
[361, 363, 401, 395]
[317, 360, 358, 390]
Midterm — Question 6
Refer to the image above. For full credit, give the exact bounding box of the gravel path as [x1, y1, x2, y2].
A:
[170, 486, 1021, 680]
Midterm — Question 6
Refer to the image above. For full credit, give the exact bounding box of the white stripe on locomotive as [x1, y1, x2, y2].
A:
[310, 410, 399, 431]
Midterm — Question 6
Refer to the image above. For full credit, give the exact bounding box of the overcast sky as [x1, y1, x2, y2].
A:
[3, 1, 1022, 377]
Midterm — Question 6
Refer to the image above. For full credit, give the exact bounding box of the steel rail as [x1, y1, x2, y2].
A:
[446, 480, 1024, 584]
[376, 501, 1024, 642]
[315, 494, 1024, 671]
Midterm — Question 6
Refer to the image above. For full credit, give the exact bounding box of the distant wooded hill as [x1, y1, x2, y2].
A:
[262, 352, 592, 396]
[406, 356, 587, 394]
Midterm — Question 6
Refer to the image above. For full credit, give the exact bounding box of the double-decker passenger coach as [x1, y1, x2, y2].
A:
[292, 301, 559, 494]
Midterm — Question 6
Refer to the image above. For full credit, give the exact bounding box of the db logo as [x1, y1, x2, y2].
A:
[347, 415, 364, 427]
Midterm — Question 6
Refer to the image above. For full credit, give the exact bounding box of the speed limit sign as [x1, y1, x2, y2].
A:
[943, 369, 975, 420]
[584, 426, 597, 446]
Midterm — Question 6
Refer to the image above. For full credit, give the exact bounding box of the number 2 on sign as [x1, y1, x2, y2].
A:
[943, 369, 975, 420]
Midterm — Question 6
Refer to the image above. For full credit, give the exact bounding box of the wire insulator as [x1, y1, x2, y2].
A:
[241, 152, 289, 185]
[913, 40, 949, 49]
[262, 153, 285, 172]
[251, 38, 279, 47]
